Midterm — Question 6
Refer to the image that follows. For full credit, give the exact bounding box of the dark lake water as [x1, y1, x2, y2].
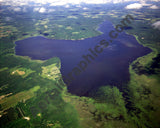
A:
[15, 20, 151, 96]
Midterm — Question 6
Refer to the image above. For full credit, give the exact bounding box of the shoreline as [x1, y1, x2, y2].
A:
[12, 18, 155, 96]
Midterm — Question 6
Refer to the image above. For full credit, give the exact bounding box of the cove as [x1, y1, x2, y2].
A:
[15, 20, 151, 96]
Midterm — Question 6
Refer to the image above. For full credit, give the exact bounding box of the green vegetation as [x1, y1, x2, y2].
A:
[0, 86, 40, 112]
[41, 63, 61, 81]
[104, 5, 160, 127]
[0, 53, 80, 127]
[62, 86, 136, 128]
[95, 86, 127, 120]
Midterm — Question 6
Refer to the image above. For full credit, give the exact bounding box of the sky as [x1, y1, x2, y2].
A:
[0, 0, 159, 14]
[0, 0, 160, 6]
[0, 0, 159, 30]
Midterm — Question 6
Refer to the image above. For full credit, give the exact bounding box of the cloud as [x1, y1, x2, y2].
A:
[48, 9, 55, 13]
[39, 7, 46, 13]
[33, 8, 39, 12]
[49, 0, 108, 5]
[23, 7, 27, 12]
[83, 7, 88, 10]
[152, 21, 160, 30]
[150, 5, 159, 9]
[33, 7, 46, 13]
[125, 3, 143, 9]
[13, 7, 21, 12]
[0, 0, 111, 6]
[84, 0, 108, 4]
[50, 1, 67, 6]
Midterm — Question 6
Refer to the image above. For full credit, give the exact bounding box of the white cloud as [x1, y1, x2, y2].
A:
[0, 0, 111, 6]
[33, 8, 39, 12]
[23, 7, 27, 12]
[1, 0, 160, 7]
[83, 7, 88, 10]
[13, 7, 21, 12]
[48, 9, 55, 13]
[65, 5, 70, 8]
[49, 0, 108, 5]
[150, 5, 159, 9]
[84, 0, 108, 4]
[50, 1, 68, 6]
[125, 3, 143, 9]
[152, 21, 160, 30]
[39, 7, 46, 13]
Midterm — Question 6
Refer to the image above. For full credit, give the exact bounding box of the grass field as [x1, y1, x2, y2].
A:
[0, 86, 40, 112]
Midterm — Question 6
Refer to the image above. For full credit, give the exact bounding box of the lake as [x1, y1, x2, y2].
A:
[15, 20, 151, 96]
